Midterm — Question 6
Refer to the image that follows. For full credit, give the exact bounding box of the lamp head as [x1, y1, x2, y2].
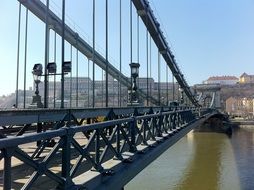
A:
[32, 63, 43, 81]
[63, 61, 72, 73]
[47, 62, 57, 74]
[129, 62, 140, 77]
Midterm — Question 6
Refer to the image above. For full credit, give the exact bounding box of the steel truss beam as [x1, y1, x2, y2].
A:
[132, 0, 199, 106]
[0, 107, 215, 190]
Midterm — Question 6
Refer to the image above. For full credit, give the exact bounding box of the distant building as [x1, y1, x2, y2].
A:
[239, 73, 254, 84]
[203, 76, 238, 85]
[137, 78, 155, 91]
[34, 76, 178, 107]
[226, 96, 254, 118]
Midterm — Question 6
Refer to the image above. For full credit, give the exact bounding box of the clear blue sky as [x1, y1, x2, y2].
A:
[0, 0, 254, 96]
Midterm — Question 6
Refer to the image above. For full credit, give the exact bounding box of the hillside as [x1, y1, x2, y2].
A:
[220, 83, 254, 109]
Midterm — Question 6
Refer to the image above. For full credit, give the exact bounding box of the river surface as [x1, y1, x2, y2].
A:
[126, 126, 254, 190]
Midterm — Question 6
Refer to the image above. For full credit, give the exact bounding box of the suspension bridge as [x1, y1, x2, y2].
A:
[0, 0, 222, 189]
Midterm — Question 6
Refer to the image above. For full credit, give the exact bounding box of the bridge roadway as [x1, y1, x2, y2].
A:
[0, 107, 215, 190]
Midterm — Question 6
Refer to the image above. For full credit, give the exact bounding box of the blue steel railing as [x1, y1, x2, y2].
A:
[0, 107, 210, 190]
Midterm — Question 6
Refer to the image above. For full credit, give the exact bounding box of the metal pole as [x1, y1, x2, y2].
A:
[105, 0, 109, 107]
[137, 14, 139, 65]
[70, 45, 73, 108]
[70, 45, 72, 108]
[130, 0, 132, 67]
[177, 83, 180, 102]
[146, 29, 149, 106]
[172, 75, 175, 101]
[158, 51, 161, 105]
[166, 64, 169, 106]
[137, 14, 139, 88]
[102, 69, 104, 107]
[76, 49, 79, 107]
[119, 0, 122, 107]
[44, 0, 49, 108]
[61, 0, 65, 108]
[92, 0, 95, 108]
[53, 31, 56, 108]
[88, 59, 90, 107]
[113, 77, 115, 106]
[16, 2, 21, 108]
[23, 8, 28, 109]
[130, 0, 133, 106]
[149, 36, 152, 101]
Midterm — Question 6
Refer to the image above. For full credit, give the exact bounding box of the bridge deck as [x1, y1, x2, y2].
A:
[0, 109, 214, 190]
[77, 116, 210, 190]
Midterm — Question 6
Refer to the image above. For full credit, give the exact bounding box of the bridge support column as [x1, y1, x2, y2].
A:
[129, 117, 137, 153]
[36, 122, 42, 146]
[3, 148, 12, 190]
[61, 129, 74, 189]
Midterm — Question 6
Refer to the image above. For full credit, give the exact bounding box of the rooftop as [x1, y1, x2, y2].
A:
[207, 76, 238, 81]
[240, 73, 254, 78]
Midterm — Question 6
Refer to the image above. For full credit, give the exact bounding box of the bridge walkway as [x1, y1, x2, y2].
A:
[0, 107, 214, 190]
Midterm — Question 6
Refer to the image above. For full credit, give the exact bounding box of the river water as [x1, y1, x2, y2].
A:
[126, 126, 254, 190]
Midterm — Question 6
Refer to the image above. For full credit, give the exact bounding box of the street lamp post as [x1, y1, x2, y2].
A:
[46, 61, 71, 108]
[30, 64, 43, 108]
[47, 62, 57, 107]
[30, 62, 71, 108]
[127, 62, 140, 106]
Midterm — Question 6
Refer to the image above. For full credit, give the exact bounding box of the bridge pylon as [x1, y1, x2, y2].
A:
[194, 84, 221, 109]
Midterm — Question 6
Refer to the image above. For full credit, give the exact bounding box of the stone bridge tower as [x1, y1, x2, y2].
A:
[194, 84, 221, 109]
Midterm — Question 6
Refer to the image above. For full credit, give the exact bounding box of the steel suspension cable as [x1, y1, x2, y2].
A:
[61, 0, 65, 108]
[158, 51, 161, 105]
[70, 45, 72, 108]
[23, 8, 28, 109]
[102, 69, 104, 107]
[149, 36, 152, 101]
[105, 0, 108, 107]
[137, 14, 140, 88]
[87, 59, 90, 107]
[16, 2, 21, 108]
[44, 0, 49, 108]
[172, 75, 175, 101]
[53, 31, 56, 108]
[146, 29, 149, 106]
[92, 0, 95, 108]
[76, 49, 79, 107]
[130, 0, 133, 106]
[166, 64, 169, 106]
[118, 0, 122, 107]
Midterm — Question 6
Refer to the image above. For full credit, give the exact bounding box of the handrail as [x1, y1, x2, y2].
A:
[0, 108, 213, 189]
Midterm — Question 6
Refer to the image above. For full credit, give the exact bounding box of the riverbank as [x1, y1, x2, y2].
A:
[229, 119, 254, 126]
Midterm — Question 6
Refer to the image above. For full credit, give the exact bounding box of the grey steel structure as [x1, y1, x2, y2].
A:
[0, 107, 215, 189]
[0, 0, 216, 189]
[18, 0, 160, 106]
[132, 0, 199, 106]
[18, 0, 198, 107]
